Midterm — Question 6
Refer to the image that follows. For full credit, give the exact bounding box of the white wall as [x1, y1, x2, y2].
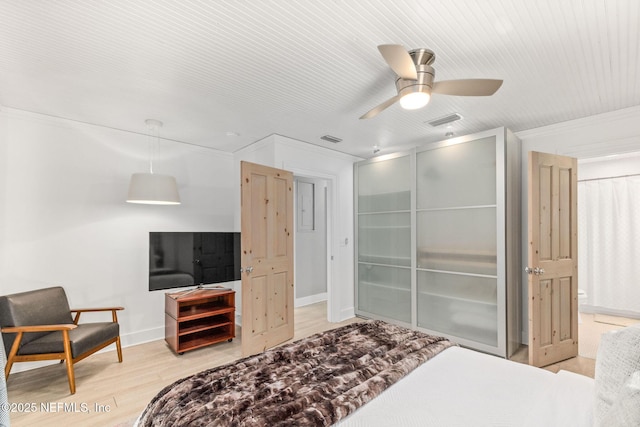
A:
[579, 151, 640, 180]
[515, 105, 640, 342]
[0, 108, 236, 371]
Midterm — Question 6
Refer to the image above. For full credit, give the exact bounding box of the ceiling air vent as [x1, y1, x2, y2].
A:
[320, 135, 342, 143]
[427, 113, 463, 127]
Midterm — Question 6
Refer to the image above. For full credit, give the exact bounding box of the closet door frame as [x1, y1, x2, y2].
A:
[354, 150, 415, 327]
[414, 128, 507, 356]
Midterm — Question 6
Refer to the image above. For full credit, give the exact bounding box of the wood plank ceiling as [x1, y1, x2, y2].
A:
[0, 0, 638, 158]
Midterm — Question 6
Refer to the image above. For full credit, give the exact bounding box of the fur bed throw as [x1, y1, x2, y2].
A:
[138, 320, 455, 426]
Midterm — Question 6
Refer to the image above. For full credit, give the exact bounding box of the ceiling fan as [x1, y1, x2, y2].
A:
[360, 45, 503, 119]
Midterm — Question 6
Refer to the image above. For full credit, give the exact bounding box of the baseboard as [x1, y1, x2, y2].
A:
[295, 292, 327, 308]
[120, 326, 165, 348]
[579, 305, 640, 319]
[340, 306, 355, 322]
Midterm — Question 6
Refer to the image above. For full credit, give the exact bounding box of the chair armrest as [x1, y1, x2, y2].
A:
[2, 324, 78, 363]
[1, 324, 77, 333]
[70, 307, 124, 324]
[70, 307, 124, 313]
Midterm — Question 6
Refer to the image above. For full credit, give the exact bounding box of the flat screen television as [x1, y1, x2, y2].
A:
[149, 232, 241, 291]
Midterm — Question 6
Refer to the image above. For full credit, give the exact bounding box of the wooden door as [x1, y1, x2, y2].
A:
[527, 151, 578, 367]
[240, 161, 294, 356]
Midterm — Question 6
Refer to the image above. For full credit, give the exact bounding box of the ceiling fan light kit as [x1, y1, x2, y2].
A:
[399, 91, 431, 110]
[361, 45, 503, 119]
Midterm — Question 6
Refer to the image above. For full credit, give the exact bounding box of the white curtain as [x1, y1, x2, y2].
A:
[578, 175, 640, 317]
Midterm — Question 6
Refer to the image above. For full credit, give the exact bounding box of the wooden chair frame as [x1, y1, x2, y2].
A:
[2, 307, 123, 394]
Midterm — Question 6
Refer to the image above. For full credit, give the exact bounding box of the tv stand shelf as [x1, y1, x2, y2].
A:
[165, 288, 235, 354]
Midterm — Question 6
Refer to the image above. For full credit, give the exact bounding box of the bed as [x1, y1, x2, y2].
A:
[136, 320, 640, 426]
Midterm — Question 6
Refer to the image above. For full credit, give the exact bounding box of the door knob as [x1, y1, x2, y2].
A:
[525, 267, 545, 275]
[245, 266, 254, 273]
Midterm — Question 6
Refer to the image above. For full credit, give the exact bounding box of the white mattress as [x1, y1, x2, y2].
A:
[336, 346, 594, 427]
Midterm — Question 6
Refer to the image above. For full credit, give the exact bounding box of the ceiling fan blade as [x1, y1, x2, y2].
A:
[378, 45, 417, 80]
[432, 79, 503, 96]
[359, 95, 400, 119]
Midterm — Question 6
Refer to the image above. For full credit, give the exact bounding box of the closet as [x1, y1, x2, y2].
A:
[355, 127, 521, 357]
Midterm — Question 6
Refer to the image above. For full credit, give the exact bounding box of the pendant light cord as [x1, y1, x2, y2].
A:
[146, 119, 163, 174]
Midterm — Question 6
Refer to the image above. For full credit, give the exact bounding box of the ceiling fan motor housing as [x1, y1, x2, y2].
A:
[395, 48, 436, 97]
[395, 64, 435, 97]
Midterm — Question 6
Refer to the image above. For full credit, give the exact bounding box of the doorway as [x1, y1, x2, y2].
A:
[289, 168, 337, 323]
[294, 176, 328, 308]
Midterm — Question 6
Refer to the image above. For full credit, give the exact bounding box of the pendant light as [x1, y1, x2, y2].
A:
[126, 119, 181, 205]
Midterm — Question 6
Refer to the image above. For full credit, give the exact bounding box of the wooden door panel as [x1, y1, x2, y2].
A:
[250, 275, 268, 336]
[558, 167, 573, 259]
[271, 271, 288, 328]
[272, 176, 289, 258]
[558, 277, 572, 340]
[251, 174, 268, 259]
[528, 151, 578, 367]
[241, 161, 294, 356]
[538, 164, 553, 261]
[537, 280, 553, 346]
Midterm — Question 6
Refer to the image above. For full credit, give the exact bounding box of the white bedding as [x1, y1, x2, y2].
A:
[337, 346, 594, 427]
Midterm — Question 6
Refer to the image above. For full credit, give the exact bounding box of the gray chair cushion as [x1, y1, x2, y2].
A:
[18, 322, 120, 358]
[0, 287, 74, 354]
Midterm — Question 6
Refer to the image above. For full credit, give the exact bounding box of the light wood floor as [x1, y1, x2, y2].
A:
[5, 304, 635, 426]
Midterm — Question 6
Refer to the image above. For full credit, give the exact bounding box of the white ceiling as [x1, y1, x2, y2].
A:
[1, 0, 638, 158]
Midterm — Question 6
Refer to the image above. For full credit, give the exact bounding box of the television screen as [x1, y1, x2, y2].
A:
[149, 232, 241, 291]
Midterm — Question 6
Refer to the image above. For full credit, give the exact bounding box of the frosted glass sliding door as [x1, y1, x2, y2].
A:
[356, 153, 412, 323]
[416, 137, 499, 346]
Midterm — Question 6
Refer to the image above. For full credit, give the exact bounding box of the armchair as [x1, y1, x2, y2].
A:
[0, 286, 123, 394]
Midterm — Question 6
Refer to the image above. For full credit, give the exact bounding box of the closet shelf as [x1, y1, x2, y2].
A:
[418, 291, 497, 307]
[359, 256, 411, 267]
[359, 281, 410, 292]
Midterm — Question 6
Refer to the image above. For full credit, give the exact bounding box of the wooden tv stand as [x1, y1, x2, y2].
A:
[164, 288, 236, 355]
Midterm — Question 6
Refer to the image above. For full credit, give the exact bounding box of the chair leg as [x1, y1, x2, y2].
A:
[64, 358, 75, 394]
[62, 330, 76, 394]
[4, 361, 11, 380]
[115, 336, 123, 363]
[4, 357, 14, 380]
[5, 331, 22, 380]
